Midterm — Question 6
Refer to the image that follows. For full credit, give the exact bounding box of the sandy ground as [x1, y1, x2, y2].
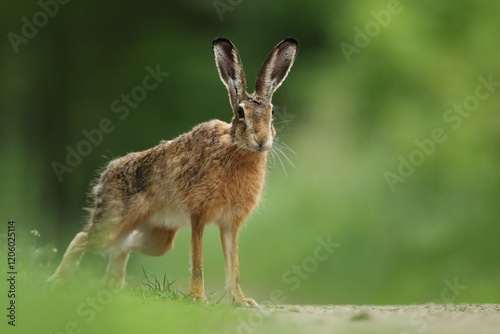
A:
[256, 304, 500, 334]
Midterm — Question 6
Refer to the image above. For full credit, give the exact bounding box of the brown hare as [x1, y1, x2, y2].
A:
[48, 37, 298, 307]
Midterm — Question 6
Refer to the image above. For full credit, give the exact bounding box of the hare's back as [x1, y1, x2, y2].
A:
[91, 120, 233, 203]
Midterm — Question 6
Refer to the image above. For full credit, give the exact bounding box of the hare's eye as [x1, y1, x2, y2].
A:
[237, 107, 245, 119]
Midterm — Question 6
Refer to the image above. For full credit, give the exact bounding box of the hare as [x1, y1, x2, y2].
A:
[48, 37, 298, 307]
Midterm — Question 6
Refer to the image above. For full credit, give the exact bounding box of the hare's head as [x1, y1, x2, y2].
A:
[213, 37, 298, 152]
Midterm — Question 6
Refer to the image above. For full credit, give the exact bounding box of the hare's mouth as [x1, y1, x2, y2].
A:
[235, 140, 271, 153]
[249, 136, 273, 152]
[254, 145, 267, 152]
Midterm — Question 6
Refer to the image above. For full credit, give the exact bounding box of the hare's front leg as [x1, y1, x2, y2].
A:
[188, 222, 207, 301]
[220, 226, 258, 307]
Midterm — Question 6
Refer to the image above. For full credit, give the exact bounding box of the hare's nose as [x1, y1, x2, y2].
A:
[251, 134, 272, 152]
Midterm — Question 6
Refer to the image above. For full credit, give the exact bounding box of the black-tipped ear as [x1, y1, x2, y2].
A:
[213, 37, 247, 107]
[255, 37, 298, 100]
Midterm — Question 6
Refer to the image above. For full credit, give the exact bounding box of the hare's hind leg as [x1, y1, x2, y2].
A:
[47, 223, 119, 284]
[130, 226, 178, 257]
[47, 232, 89, 283]
[105, 248, 130, 289]
[104, 225, 178, 289]
[48, 205, 125, 284]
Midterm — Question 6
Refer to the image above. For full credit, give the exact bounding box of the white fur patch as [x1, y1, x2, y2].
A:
[148, 206, 191, 229]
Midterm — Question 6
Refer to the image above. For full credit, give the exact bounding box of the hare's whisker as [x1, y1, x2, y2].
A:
[271, 145, 288, 177]
[276, 145, 294, 172]
[277, 141, 297, 156]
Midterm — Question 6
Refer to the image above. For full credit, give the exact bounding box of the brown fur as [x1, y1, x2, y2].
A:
[48, 37, 298, 307]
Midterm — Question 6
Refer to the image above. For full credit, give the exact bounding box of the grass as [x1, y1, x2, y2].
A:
[138, 268, 189, 301]
[0, 236, 285, 334]
[5, 266, 270, 334]
[0, 226, 290, 334]
[137, 268, 225, 304]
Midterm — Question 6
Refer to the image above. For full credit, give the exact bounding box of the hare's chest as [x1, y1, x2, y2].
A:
[216, 165, 266, 207]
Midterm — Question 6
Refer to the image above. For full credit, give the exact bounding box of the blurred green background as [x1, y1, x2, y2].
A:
[1, 0, 499, 307]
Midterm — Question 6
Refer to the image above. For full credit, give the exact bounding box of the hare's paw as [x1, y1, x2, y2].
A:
[233, 296, 259, 308]
[189, 293, 207, 303]
[47, 274, 66, 285]
[104, 276, 126, 291]
[46, 274, 72, 290]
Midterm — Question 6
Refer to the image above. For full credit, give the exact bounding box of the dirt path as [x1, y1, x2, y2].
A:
[258, 304, 500, 334]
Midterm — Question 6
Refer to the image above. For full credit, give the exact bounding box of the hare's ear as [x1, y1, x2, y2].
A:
[255, 38, 298, 101]
[213, 37, 247, 108]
